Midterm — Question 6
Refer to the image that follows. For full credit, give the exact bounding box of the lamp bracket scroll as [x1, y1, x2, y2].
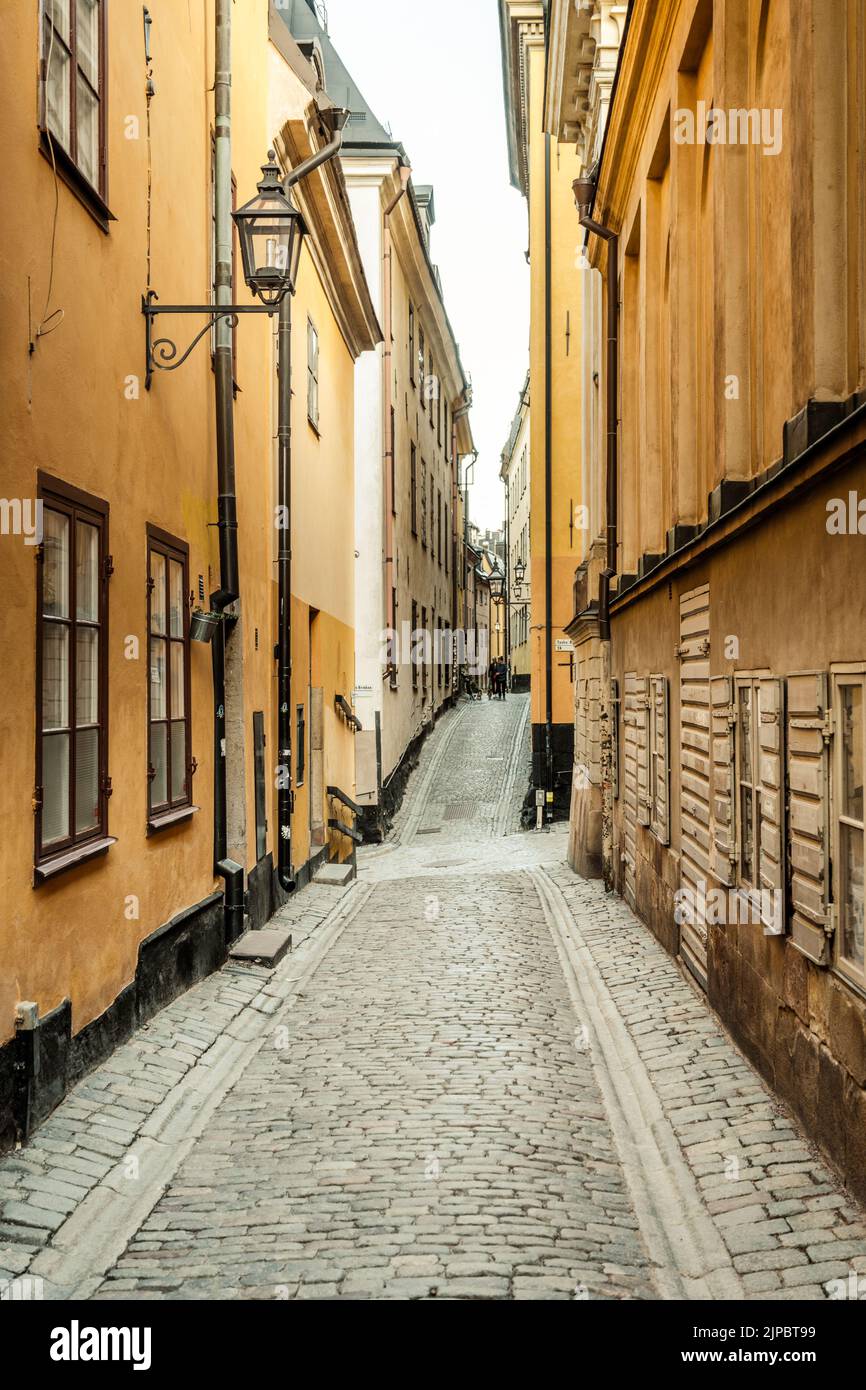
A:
[142, 290, 275, 391]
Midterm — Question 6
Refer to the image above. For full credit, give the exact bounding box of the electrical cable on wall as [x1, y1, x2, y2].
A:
[30, 17, 65, 361]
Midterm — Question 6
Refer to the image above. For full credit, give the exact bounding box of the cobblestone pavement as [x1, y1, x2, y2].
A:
[3, 693, 866, 1300]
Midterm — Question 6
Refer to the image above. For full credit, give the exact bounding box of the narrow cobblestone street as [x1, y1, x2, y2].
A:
[3, 695, 866, 1302]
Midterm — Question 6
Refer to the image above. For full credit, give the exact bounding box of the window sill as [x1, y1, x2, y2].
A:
[147, 805, 199, 837]
[39, 133, 114, 233]
[34, 836, 117, 885]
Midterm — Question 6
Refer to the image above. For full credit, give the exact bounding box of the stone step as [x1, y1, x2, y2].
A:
[228, 926, 293, 967]
[313, 862, 355, 887]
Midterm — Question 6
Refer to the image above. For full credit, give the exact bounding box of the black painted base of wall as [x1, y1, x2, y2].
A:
[0, 890, 225, 1155]
[511, 674, 530, 693]
[363, 694, 457, 844]
[528, 721, 574, 823]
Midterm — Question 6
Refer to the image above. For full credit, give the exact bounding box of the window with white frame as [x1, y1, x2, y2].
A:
[307, 317, 319, 431]
[834, 671, 865, 983]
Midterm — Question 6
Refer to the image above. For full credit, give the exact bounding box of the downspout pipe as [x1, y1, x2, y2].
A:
[213, 0, 239, 613]
[213, 0, 238, 933]
[544, 135, 553, 799]
[276, 109, 348, 895]
[383, 166, 412, 664]
[574, 178, 618, 644]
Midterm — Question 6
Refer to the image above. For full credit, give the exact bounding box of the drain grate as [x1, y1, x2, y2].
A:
[416, 827, 441, 835]
[444, 801, 476, 821]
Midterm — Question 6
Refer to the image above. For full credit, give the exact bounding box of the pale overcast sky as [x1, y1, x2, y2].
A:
[326, 0, 530, 532]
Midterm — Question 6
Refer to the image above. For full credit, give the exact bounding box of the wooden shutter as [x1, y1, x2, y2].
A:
[758, 676, 786, 934]
[787, 671, 832, 964]
[622, 672, 643, 908]
[610, 678, 620, 801]
[650, 675, 670, 845]
[636, 675, 651, 828]
[710, 675, 736, 886]
[679, 584, 712, 989]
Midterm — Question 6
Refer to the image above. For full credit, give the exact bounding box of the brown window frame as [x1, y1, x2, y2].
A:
[39, 0, 111, 228]
[35, 473, 112, 881]
[418, 325, 425, 397]
[146, 526, 194, 830]
[410, 442, 418, 536]
[411, 599, 419, 690]
[428, 350, 435, 428]
[390, 406, 397, 516]
[409, 302, 415, 386]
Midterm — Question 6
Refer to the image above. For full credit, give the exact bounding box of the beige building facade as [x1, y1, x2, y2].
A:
[550, 0, 866, 1199]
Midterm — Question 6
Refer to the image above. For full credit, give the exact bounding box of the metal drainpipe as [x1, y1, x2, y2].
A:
[212, 0, 242, 931]
[576, 193, 618, 642]
[276, 110, 348, 894]
[383, 167, 412, 667]
[544, 134, 554, 804]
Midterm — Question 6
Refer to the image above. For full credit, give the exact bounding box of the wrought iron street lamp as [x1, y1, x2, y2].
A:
[142, 152, 304, 388]
[514, 557, 526, 587]
[488, 572, 505, 601]
[233, 153, 307, 306]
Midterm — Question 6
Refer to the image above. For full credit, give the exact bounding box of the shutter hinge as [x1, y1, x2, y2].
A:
[676, 638, 710, 658]
[822, 709, 835, 744]
[147, 763, 156, 782]
[103, 554, 115, 581]
[824, 901, 837, 938]
[101, 774, 113, 800]
[189, 756, 198, 779]
[32, 786, 43, 813]
[146, 576, 155, 596]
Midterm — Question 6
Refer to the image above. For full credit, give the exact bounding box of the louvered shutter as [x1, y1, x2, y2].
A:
[650, 675, 670, 845]
[758, 676, 786, 934]
[787, 671, 832, 964]
[710, 675, 736, 886]
[622, 673, 642, 907]
[610, 677, 620, 801]
[679, 584, 712, 989]
[636, 675, 651, 827]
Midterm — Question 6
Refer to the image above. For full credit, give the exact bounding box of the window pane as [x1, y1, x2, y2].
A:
[840, 823, 865, 972]
[76, 522, 99, 621]
[75, 727, 100, 834]
[170, 642, 185, 718]
[76, 73, 99, 187]
[42, 624, 69, 730]
[45, 21, 71, 148]
[151, 723, 168, 807]
[43, 510, 69, 617]
[170, 720, 187, 801]
[150, 553, 166, 633]
[169, 560, 185, 637]
[738, 687, 752, 782]
[42, 733, 69, 846]
[48, 0, 71, 41]
[77, 0, 99, 86]
[75, 628, 99, 725]
[150, 638, 166, 719]
[740, 785, 753, 885]
[841, 684, 864, 823]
